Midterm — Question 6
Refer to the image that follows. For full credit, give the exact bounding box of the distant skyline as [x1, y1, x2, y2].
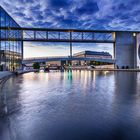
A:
[0, 0, 139, 58]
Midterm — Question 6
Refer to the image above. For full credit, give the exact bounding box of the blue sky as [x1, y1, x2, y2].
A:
[1, 0, 140, 58]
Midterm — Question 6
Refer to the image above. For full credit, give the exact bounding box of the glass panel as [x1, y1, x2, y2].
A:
[0, 6, 23, 71]
[1, 9, 5, 27]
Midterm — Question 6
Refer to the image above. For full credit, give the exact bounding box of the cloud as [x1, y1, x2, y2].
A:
[75, 1, 99, 15]
[1, 0, 140, 30]
[48, 0, 71, 8]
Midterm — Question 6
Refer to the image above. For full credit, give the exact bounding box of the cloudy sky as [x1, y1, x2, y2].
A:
[1, 0, 140, 58]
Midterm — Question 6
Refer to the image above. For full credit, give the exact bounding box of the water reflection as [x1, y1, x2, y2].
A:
[1, 71, 140, 140]
[67, 69, 73, 80]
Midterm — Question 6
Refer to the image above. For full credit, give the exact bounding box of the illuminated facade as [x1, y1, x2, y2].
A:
[73, 51, 112, 65]
[0, 6, 23, 71]
[73, 51, 112, 59]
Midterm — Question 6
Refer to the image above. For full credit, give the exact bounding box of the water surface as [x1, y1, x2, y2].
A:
[1, 70, 140, 140]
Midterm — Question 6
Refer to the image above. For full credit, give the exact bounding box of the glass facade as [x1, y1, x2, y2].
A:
[0, 6, 23, 71]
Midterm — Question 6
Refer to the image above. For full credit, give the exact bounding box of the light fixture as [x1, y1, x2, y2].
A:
[133, 33, 136, 37]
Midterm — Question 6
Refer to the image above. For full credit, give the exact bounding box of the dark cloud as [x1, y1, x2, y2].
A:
[0, 0, 140, 30]
[48, 0, 71, 8]
[19, 0, 34, 3]
[75, 1, 99, 15]
[32, 21, 52, 27]
[13, 12, 26, 17]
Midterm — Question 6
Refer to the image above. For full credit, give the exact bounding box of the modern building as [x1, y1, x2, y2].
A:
[73, 51, 112, 59]
[73, 51, 112, 65]
[0, 6, 23, 71]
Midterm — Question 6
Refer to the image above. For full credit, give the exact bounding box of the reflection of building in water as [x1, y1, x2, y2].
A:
[112, 72, 137, 108]
[72, 51, 112, 65]
[0, 6, 23, 71]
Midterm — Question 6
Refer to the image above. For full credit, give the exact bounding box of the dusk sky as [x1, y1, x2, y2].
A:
[1, 0, 140, 58]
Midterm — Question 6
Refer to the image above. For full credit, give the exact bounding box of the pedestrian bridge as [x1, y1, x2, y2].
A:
[22, 56, 115, 64]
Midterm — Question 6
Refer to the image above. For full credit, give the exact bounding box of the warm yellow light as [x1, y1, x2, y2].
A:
[133, 33, 136, 37]
[113, 32, 116, 40]
[104, 71, 109, 75]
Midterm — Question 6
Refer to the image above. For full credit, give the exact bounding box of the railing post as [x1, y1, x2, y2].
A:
[82, 32, 84, 40]
[58, 32, 60, 39]
[46, 31, 48, 40]
[34, 31, 36, 39]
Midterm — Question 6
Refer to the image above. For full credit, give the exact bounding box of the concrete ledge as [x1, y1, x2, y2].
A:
[90, 68, 140, 72]
[92, 69, 140, 72]
[69, 68, 140, 72]
[0, 71, 13, 81]
[15, 69, 37, 75]
[0, 70, 35, 84]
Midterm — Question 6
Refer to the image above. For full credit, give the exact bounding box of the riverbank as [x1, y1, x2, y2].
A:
[67, 67, 140, 72]
[90, 68, 140, 72]
[0, 71, 13, 81]
[0, 68, 34, 85]
[0, 70, 36, 81]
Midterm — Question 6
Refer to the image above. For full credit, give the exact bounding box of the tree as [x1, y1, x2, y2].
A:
[33, 62, 40, 69]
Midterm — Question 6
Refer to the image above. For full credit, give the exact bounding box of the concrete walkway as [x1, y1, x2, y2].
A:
[89, 68, 140, 72]
[68, 67, 140, 72]
[0, 70, 35, 81]
[0, 71, 13, 80]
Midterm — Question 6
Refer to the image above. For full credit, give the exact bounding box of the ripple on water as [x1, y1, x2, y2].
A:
[1, 71, 140, 140]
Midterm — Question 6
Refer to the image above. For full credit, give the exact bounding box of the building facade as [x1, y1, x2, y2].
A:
[136, 33, 140, 68]
[73, 51, 112, 59]
[115, 32, 137, 69]
[73, 51, 112, 65]
[0, 6, 23, 71]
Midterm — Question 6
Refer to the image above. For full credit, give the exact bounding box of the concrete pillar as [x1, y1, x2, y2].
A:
[136, 33, 140, 68]
[115, 32, 136, 69]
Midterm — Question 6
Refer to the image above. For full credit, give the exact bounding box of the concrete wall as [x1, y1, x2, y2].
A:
[115, 32, 136, 69]
[136, 33, 140, 68]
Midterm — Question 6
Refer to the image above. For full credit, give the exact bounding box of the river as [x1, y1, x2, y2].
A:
[1, 70, 140, 140]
